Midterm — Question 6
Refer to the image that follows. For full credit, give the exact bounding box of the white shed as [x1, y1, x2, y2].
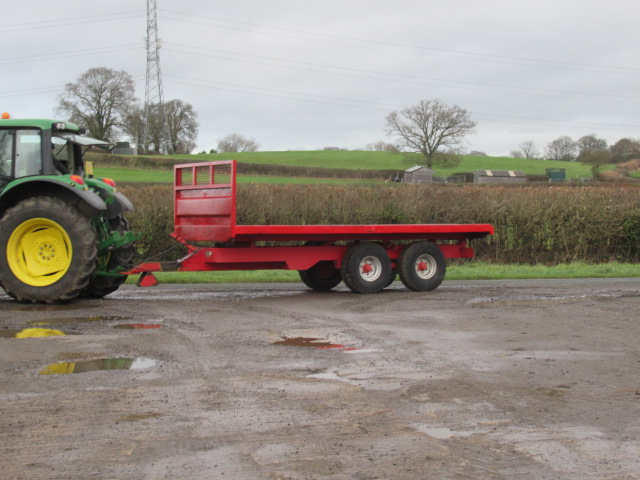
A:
[403, 166, 434, 184]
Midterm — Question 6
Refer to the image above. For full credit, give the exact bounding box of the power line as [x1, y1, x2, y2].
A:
[164, 73, 640, 132]
[0, 11, 144, 33]
[0, 44, 143, 66]
[164, 42, 640, 105]
[220, 0, 640, 56]
[159, 10, 640, 76]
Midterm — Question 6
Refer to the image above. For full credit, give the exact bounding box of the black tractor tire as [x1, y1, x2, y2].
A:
[0, 197, 97, 304]
[299, 262, 342, 291]
[398, 241, 446, 292]
[341, 242, 391, 294]
[81, 216, 136, 299]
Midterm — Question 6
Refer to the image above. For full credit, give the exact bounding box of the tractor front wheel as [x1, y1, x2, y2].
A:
[0, 197, 97, 303]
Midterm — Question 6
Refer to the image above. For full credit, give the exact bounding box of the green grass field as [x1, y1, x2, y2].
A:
[95, 150, 605, 183]
[187, 150, 600, 178]
[94, 167, 378, 184]
[125, 262, 640, 285]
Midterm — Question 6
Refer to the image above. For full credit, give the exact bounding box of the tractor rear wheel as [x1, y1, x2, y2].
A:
[81, 216, 135, 299]
[0, 197, 97, 303]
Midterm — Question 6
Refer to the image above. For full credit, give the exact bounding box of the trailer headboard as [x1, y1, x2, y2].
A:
[173, 160, 237, 242]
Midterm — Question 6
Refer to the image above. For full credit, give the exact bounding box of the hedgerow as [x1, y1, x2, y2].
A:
[120, 182, 640, 264]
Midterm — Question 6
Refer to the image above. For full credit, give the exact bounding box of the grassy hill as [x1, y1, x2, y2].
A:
[92, 150, 608, 183]
[188, 150, 600, 178]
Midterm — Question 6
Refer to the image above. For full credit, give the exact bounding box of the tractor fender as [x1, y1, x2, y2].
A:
[0, 178, 106, 218]
[105, 191, 134, 219]
[89, 186, 134, 219]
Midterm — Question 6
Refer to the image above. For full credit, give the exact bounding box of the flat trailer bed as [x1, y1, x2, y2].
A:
[128, 161, 494, 293]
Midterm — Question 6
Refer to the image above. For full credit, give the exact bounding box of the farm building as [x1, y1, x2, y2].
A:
[403, 165, 434, 184]
[474, 170, 526, 184]
[112, 141, 137, 155]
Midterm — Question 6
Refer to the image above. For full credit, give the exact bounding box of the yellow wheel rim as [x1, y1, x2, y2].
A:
[6, 218, 73, 287]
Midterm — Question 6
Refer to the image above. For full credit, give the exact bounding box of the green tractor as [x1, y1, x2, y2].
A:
[0, 114, 136, 303]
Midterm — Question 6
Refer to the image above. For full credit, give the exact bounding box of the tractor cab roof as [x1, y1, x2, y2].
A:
[0, 117, 112, 149]
[0, 117, 81, 132]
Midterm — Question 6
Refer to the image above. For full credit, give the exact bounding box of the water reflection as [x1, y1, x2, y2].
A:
[40, 357, 157, 375]
[0, 328, 67, 338]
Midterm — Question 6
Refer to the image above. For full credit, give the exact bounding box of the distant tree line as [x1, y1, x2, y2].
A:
[55, 67, 198, 154]
[508, 134, 640, 178]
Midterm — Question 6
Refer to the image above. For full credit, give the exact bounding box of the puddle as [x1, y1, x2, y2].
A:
[28, 315, 132, 326]
[273, 337, 358, 351]
[0, 328, 73, 338]
[39, 357, 157, 375]
[113, 324, 163, 330]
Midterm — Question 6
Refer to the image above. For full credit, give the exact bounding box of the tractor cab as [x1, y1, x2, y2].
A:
[0, 114, 111, 186]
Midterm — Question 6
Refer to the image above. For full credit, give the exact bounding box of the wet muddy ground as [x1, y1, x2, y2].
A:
[1, 278, 640, 479]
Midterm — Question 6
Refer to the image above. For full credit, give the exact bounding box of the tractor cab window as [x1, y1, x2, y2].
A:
[52, 135, 76, 174]
[14, 129, 42, 178]
[0, 130, 12, 178]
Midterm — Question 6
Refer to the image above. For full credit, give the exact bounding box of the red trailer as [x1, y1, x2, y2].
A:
[127, 160, 494, 293]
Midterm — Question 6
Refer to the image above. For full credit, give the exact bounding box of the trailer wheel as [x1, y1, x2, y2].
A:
[398, 241, 446, 292]
[385, 269, 398, 288]
[341, 243, 391, 294]
[299, 262, 342, 291]
[0, 197, 97, 303]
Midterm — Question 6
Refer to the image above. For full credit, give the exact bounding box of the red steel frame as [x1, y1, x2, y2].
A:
[127, 160, 494, 281]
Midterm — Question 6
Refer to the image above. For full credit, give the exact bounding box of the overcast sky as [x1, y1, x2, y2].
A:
[3, 0, 639, 156]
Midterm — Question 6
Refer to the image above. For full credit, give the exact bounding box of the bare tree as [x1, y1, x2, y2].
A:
[577, 134, 607, 155]
[217, 133, 259, 153]
[56, 67, 136, 142]
[510, 150, 524, 159]
[363, 141, 399, 153]
[122, 100, 198, 154]
[545, 136, 577, 161]
[520, 140, 540, 159]
[121, 106, 146, 151]
[165, 99, 198, 154]
[385, 99, 476, 169]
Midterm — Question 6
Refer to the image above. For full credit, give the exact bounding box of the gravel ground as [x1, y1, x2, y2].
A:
[1, 278, 640, 479]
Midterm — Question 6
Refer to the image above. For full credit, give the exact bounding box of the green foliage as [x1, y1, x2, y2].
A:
[121, 182, 640, 265]
[577, 149, 612, 179]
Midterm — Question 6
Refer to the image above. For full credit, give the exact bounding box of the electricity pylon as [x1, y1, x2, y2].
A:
[143, 0, 172, 154]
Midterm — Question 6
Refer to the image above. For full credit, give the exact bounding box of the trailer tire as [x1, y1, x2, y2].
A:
[0, 197, 97, 303]
[385, 269, 398, 288]
[299, 262, 342, 291]
[341, 243, 391, 294]
[398, 241, 446, 292]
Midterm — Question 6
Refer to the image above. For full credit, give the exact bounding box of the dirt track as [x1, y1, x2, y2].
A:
[1, 278, 640, 479]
